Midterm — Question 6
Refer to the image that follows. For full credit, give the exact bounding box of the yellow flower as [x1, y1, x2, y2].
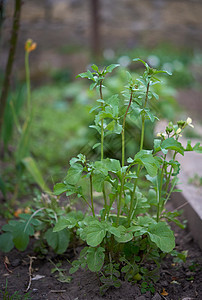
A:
[186, 117, 194, 128]
[25, 39, 37, 53]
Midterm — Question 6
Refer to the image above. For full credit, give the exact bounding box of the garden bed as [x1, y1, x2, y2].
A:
[0, 201, 202, 300]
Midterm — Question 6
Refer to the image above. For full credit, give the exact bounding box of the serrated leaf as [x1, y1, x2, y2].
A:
[0, 233, 14, 252]
[148, 222, 175, 253]
[87, 247, 105, 272]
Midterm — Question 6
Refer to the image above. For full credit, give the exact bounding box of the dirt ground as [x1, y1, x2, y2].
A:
[0, 200, 202, 300]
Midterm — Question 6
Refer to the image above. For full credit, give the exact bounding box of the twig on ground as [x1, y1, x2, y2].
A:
[25, 255, 36, 292]
[4, 256, 12, 273]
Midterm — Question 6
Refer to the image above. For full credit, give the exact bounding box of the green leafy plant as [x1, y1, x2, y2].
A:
[53, 59, 202, 293]
[0, 193, 83, 254]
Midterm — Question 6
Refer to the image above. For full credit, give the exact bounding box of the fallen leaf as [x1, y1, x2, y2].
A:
[4, 256, 10, 264]
[161, 288, 168, 296]
[24, 207, 31, 214]
[14, 208, 23, 217]
[32, 275, 45, 281]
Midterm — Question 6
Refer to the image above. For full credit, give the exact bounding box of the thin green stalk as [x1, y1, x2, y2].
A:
[121, 89, 133, 167]
[157, 158, 166, 222]
[116, 90, 133, 225]
[165, 151, 177, 192]
[128, 82, 150, 225]
[25, 51, 31, 114]
[116, 178, 124, 225]
[90, 174, 95, 217]
[99, 81, 104, 161]
[99, 80, 108, 219]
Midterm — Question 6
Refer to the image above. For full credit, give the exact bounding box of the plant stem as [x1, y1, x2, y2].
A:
[157, 156, 166, 222]
[116, 90, 133, 225]
[90, 174, 95, 217]
[116, 178, 123, 225]
[99, 81, 104, 161]
[128, 82, 150, 225]
[122, 89, 133, 167]
[0, 0, 22, 138]
[99, 80, 108, 219]
[25, 51, 31, 114]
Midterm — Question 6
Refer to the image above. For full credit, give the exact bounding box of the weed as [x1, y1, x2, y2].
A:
[53, 59, 202, 292]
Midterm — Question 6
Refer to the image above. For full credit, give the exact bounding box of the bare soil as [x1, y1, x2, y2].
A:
[0, 201, 202, 300]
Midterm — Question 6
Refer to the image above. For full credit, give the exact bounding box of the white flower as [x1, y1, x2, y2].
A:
[157, 133, 161, 137]
[186, 117, 194, 128]
[176, 128, 182, 137]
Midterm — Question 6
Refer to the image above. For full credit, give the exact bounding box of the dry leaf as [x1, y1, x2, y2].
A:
[161, 288, 168, 296]
[24, 207, 31, 214]
[14, 208, 23, 217]
[4, 256, 10, 264]
[32, 275, 45, 281]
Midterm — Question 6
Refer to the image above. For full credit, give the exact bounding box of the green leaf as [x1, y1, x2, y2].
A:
[53, 182, 69, 195]
[161, 138, 184, 156]
[106, 64, 120, 73]
[53, 216, 77, 232]
[113, 225, 133, 243]
[87, 247, 105, 272]
[16, 118, 32, 164]
[65, 163, 83, 185]
[13, 230, 29, 251]
[76, 70, 94, 80]
[93, 173, 106, 192]
[193, 142, 202, 153]
[91, 64, 99, 71]
[22, 157, 50, 192]
[89, 125, 101, 134]
[148, 222, 175, 253]
[45, 228, 70, 254]
[104, 158, 121, 173]
[0, 233, 14, 252]
[92, 142, 101, 150]
[134, 150, 159, 177]
[84, 221, 106, 247]
[133, 58, 149, 70]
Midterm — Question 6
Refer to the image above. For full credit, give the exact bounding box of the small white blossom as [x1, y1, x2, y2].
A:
[176, 128, 182, 134]
[186, 117, 194, 128]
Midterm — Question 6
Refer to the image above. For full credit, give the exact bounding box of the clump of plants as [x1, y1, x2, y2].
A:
[0, 58, 201, 294]
[52, 59, 201, 292]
